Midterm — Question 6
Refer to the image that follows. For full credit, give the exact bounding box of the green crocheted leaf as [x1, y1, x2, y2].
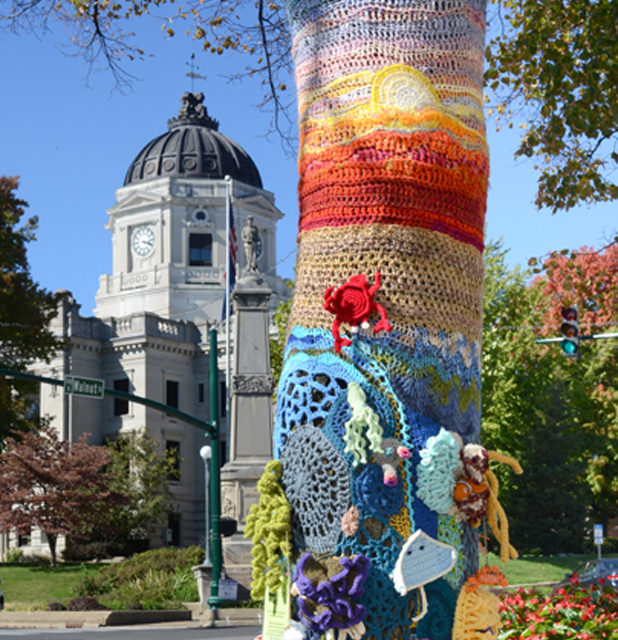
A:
[244, 460, 293, 600]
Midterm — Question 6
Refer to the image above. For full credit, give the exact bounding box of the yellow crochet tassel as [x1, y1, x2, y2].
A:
[485, 451, 523, 563]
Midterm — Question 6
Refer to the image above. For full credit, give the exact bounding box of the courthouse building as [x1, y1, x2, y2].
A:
[14, 92, 289, 556]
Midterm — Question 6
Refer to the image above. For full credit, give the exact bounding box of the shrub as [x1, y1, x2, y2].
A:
[63, 538, 150, 561]
[62, 541, 115, 562]
[66, 596, 108, 611]
[73, 546, 203, 609]
[47, 601, 66, 611]
[498, 576, 618, 639]
[5, 549, 23, 563]
[4, 550, 48, 565]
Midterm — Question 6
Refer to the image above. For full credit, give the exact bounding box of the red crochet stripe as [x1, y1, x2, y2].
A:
[297, 129, 487, 249]
[298, 206, 484, 250]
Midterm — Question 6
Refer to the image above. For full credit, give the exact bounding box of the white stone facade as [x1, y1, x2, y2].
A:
[15, 169, 289, 559]
[95, 176, 287, 323]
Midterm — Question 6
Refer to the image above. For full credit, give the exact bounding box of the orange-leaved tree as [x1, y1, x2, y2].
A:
[0, 425, 128, 566]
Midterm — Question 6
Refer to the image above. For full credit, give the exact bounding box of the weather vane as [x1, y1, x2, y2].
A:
[185, 53, 208, 92]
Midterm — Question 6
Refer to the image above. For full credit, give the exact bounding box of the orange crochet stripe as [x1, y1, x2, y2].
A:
[299, 107, 487, 154]
[300, 129, 488, 175]
[297, 127, 487, 248]
[299, 162, 487, 210]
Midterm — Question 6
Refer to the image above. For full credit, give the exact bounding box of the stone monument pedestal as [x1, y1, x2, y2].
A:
[220, 272, 273, 594]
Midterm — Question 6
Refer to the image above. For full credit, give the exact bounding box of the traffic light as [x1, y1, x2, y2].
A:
[560, 306, 579, 357]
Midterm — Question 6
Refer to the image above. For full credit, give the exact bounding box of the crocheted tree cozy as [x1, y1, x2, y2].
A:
[271, 1, 491, 638]
[244, 461, 293, 600]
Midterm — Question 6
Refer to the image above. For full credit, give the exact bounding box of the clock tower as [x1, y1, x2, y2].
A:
[94, 92, 287, 325]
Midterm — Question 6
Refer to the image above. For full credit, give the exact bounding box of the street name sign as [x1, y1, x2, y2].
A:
[64, 375, 105, 399]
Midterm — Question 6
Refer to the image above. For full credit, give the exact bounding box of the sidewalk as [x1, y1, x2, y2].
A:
[0, 604, 263, 629]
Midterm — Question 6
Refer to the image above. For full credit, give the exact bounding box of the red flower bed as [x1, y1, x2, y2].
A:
[498, 576, 617, 639]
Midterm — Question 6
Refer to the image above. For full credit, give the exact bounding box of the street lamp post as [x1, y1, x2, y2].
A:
[200, 445, 212, 567]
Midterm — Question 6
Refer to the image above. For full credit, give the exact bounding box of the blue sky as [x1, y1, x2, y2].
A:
[1, 18, 615, 315]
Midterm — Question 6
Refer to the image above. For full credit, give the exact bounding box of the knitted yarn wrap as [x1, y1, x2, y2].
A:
[272, 1, 488, 638]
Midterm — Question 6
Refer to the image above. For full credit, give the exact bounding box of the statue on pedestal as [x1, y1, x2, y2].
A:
[242, 216, 259, 274]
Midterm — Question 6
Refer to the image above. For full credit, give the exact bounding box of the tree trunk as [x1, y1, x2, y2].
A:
[274, 0, 488, 637]
[48, 533, 57, 568]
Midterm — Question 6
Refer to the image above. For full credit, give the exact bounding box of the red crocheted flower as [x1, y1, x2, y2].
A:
[325, 274, 373, 324]
[323, 272, 392, 353]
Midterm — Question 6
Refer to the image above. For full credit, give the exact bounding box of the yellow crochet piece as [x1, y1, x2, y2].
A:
[244, 461, 293, 600]
[486, 451, 523, 563]
[452, 579, 502, 640]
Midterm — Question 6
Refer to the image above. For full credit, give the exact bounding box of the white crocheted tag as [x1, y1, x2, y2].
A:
[390, 529, 457, 596]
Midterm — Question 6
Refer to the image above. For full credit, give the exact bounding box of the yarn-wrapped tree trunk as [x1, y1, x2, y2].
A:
[273, 1, 488, 638]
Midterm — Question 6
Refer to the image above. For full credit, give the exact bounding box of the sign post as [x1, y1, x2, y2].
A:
[593, 523, 603, 561]
[64, 375, 104, 399]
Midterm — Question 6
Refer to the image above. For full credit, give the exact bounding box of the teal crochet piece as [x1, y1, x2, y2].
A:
[344, 382, 384, 467]
[417, 428, 461, 514]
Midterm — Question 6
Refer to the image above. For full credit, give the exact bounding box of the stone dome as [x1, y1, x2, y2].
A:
[124, 92, 263, 188]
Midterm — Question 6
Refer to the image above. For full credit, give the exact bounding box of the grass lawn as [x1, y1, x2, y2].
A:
[0, 563, 102, 607]
[486, 552, 617, 586]
[2, 553, 616, 608]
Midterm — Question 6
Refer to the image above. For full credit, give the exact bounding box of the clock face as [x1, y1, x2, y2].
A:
[132, 226, 155, 257]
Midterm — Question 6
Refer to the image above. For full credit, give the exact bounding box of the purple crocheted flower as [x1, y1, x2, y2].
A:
[293, 553, 370, 632]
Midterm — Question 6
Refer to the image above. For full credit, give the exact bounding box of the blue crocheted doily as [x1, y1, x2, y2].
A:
[280, 425, 351, 553]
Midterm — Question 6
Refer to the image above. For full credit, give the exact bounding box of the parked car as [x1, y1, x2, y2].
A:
[556, 557, 618, 591]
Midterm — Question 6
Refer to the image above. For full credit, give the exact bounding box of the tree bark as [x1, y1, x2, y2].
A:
[274, 0, 488, 637]
[48, 533, 57, 568]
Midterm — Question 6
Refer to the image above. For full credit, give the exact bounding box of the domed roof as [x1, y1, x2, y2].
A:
[124, 92, 263, 188]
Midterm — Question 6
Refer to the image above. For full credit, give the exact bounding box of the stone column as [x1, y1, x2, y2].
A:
[220, 271, 273, 594]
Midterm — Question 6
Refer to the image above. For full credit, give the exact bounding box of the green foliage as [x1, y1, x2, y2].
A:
[103, 429, 174, 544]
[270, 280, 294, 394]
[0, 176, 61, 440]
[486, 1, 617, 212]
[497, 580, 617, 639]
[244, 460, 292, 600]
[528, 243, 618, 529]
[66, 596, 107, 611]
[481, 240, 604, 554]
[74, 546, 203, 609]
[5, 549, 24, 563]
[111, 568, 196, 610]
